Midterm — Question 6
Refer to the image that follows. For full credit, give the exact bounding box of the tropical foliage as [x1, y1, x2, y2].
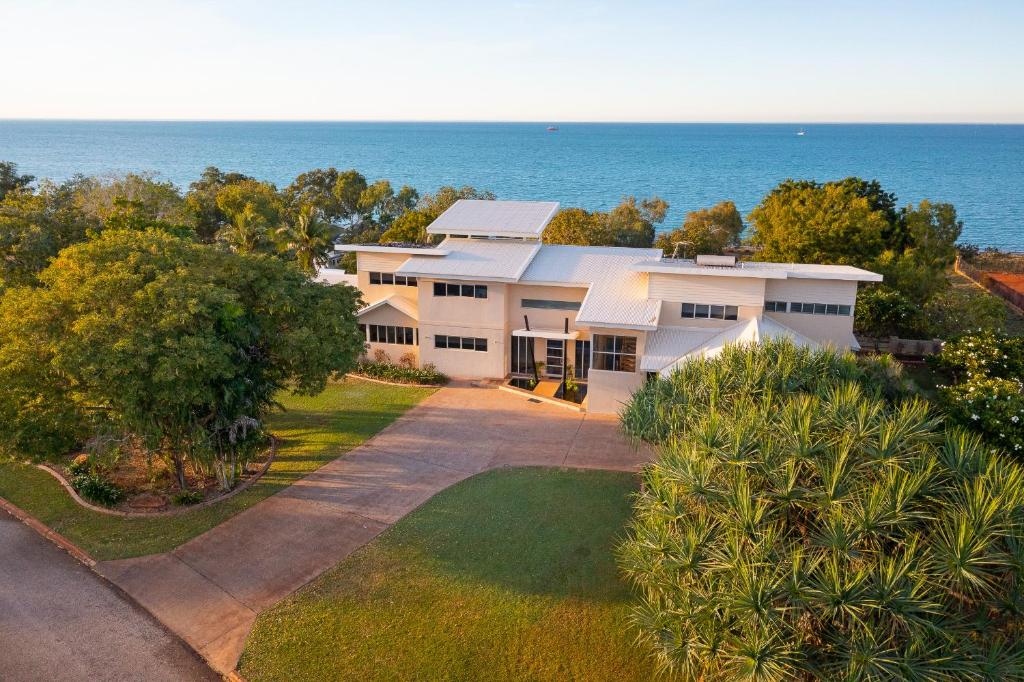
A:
[0, 229, 364, 491]
[618, 341, 1024, 680]
[542, 196, 668, 248]
[353, 360, 448, 386]
[655, 200, 744, 257]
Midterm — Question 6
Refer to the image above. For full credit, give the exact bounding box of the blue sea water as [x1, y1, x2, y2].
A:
[1, 121, 1022, 248]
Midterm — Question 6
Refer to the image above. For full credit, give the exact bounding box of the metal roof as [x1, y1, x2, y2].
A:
[632, 258, 883, 282]
[426, 200, 560, 239]
[395, 238, 541, 282]
[335, 244, 449, 256]
[639, 327, 717, 371]
[521, 244, 664, 330]
[316, 268, 359, 286]
[658, 317, 819, 376]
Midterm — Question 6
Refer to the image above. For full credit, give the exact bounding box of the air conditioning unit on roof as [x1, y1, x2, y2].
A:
[695, 254, 737, 267]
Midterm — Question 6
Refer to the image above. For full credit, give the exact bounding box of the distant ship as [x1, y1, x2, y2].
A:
[796, 128, 806, 136]
[547, 126, 559, 132]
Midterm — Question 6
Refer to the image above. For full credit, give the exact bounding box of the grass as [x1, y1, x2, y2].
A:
[239, 467, 661, 682]
[0, 379, 434, 560]
[949, 270, 1024, 335]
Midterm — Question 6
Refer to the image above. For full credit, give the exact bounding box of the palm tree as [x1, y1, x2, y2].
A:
[282, 204, 336, 276]
[618, 341, 1024, 680]
[219, 205, 267, 254]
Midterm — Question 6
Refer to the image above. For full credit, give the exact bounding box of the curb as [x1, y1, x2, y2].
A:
[0, 495, 95, 567]
[345, 372, 446, 389]
[36, 438, 277, 518]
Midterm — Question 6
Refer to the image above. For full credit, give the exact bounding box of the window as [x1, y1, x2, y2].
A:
[592, 335, 637, 373]
[681, 302, 738, 320]
[511, 336, 534, 374]
[789, 302, 852, 316]
[368, 272, 416, 287]
[764, 300, 787, 312]
[433, 282, 487, 298]
[367, 325, 416, 345]
[546, 339, 564, 377]
[435, 335, 487, 352]
[574, 339, 591, 379]
[521, 299, 582, 311]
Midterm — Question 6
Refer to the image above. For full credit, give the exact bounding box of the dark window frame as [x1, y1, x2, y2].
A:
[521, 299, 582, 311]
[433, 334, 488, 352]
[367, 324, 417, 346]
[592, 334, 637, 373]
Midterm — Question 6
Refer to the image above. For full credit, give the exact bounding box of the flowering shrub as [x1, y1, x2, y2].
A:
[942, 377, 1024, 454]
[931, 329, 1024, 381]
[353, 361, 447, 385]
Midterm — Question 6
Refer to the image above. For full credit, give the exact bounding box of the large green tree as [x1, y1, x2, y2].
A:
[280, 204, 338, 275]
[655, 200, 744, 257]
[184, 166, 255, 242]
[543, 196, 668, 248]
[215, 179, 283, 254]
[0, 161, 35, 201]
[0, 230, 364, 486]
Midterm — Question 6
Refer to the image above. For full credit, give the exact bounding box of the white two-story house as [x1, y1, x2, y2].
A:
[331, 199, 881, 414]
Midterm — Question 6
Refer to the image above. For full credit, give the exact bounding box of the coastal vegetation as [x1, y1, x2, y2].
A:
[619, 341, 1024, 680]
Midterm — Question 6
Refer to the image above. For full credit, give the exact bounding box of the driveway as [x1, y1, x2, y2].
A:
[0, 512, 216, 682]
[96, 383, 651, 674]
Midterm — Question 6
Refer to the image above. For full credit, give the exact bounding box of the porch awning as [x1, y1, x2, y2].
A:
[511, 328, 579, 341]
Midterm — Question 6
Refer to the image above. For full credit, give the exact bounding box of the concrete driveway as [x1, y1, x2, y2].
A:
[96, 383, 651, 674]
[0, 512, 216, 682]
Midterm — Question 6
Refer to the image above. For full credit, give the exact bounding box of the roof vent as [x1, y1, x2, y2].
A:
[695, 254, 737, 267]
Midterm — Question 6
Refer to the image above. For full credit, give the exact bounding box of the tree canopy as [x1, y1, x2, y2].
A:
[542, 196, 668, 248]
[655, 200, 744, 257]
[0, 229, 364, 487]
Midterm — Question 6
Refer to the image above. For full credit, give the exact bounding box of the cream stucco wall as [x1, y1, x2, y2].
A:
[356, 252, 419, 304]
[586, 369, 646, 415]
[656, 301, 763, 328]
[763, 278, 859, 306]
[765, 311, 857, 349]
[415, 279, 509, 378]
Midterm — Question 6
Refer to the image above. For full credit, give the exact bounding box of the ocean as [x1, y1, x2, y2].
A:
[1, 121, 1022, 248]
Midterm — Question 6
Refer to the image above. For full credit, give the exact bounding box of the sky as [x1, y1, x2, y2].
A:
[2, 0, 1023, 122]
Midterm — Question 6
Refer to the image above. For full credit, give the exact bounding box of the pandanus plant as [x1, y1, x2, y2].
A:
[618, 341, 1024, 681]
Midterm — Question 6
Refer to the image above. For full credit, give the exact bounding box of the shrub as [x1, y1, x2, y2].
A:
[923, 287, 1006, 337]
[71, 472, 125, 507]
[942, 377, 1024, 455]
[398, 352, 417, 369]
[372, 348, 391, 364]
[619, 343, 1024, 679]
[854, 286, 927, 337]
[172, 489, 204, 506]
[353, 360, 447, 386]
[67, 454, 91, 476]
[931, 329, 1024, 382]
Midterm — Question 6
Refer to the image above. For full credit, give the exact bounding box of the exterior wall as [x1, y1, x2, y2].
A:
[586, 370, 645, 415]
[356, 252, 418, 304]
[657, 301, 762, 329]
[506, 284, 589, 332]
[763, 278, 859, 349]
[417, 279, 509, 378]
[648, 273, 766, 307]
[359, 304, 419, 364]
[763, 278, 858, 306]
[765, 311, 856, 349]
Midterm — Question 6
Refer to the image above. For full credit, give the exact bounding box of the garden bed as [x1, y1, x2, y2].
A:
[47, 438, 275, 515]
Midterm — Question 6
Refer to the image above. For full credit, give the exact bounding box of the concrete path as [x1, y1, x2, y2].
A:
[96, 384, 651, 674]
[0, 512, 216, 682]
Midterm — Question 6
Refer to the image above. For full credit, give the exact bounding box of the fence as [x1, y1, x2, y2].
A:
[956, 256, 1024, 312]
[857, 336, 943, 357]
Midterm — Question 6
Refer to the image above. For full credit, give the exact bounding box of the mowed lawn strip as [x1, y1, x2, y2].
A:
[0, 380, 434, 560]
[240, 467, 662, 682]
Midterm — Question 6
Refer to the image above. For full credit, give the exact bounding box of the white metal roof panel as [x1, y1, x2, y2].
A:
[357, 295, 419, 321]
[640, 327, 718, 371]
[521, 244, 663, 329]
[426, 200, 560, 238]
[316, 269, 359, 286]
[395, 238, 541, 282]
[632, 259, 882, 282]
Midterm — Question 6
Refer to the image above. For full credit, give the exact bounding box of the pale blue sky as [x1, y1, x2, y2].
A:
[2, 0, 1022, 122]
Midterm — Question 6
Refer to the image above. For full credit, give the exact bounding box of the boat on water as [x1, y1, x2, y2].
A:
[796, 128, 806, 136]
[546, 126, 559, 132]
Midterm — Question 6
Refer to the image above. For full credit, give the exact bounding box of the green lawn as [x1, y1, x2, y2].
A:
[239, 468, 662, 682]
[0, 379, 434, 560]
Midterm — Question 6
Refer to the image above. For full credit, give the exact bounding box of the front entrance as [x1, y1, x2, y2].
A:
[545, 339, 564, 377]
[510, 335, 534, 375]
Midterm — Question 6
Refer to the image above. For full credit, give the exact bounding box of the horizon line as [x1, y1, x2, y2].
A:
[2, 117, 1024, 126]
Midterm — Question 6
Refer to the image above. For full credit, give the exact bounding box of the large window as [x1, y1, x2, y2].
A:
[521, 299, 581, 311]
[368, 325, 416, 345]
[433, 282, 487, 299]
[574, 339, 591, 379]
[510, 336, 534, 374]
[786, 302, 852, 316]
[368, 272, 417, 286]
[681, 303, 739, 320]
[592, 335, 637, 372]
[368, 323, 415, 346]
[435, 335, 488, 352]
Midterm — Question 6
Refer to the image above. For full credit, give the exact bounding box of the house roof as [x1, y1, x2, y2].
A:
[335, 244, 449, 256]
[639, 327, 718, 371]
[521, 244, 663, 330]
[356, 295, 419, 321]
[316, 268, 359, 286]
[426, 200, 560, 239]
[632, 259, 883, 282]
[395, 237, 541, 283]
[658, 317, 818, 376]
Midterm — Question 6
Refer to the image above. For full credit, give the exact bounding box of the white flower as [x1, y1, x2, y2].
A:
[972, 414, 980, 421]
[1013, 416, 1020, 423]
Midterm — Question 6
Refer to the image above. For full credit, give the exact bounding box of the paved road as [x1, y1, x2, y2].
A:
[0, 512, 216, 682]
[97, 383, 652, 674]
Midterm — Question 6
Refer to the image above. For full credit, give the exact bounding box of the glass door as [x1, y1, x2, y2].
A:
[574, 339, 591, 379]
[510, 335, 534, 375]
[545, 339, 564, 377]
